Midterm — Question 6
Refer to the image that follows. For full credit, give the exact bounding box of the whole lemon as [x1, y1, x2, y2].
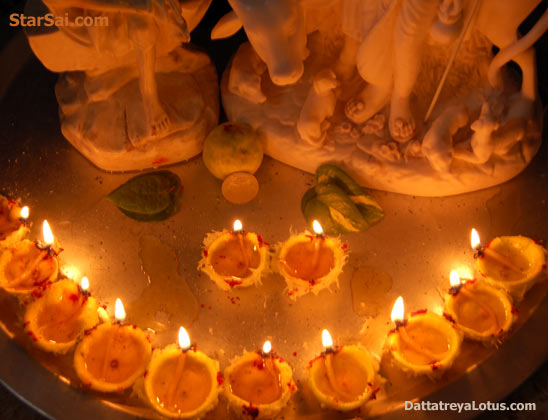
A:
[202, 122, 263, 180]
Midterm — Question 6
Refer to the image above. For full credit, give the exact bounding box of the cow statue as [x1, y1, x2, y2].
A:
[212, 0, 343, 103]
[24, 0, 219, 171]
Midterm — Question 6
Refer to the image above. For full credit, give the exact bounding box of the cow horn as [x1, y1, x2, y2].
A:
[211, 10, 243, 40]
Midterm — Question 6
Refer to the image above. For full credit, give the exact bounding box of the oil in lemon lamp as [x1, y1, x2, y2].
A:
[199, 219, 268, 290]
[277, 220, 347, 299]
[0, 220, 59, 295]
[385, 297, 462, 377]
[144, 326, 221, 419]
[224, 340, 297, 419]
[308, 329, 380, 411]
[444, 270, 514, 344]
[24, 275, 99, 354]
[471, 228, 547, 301]
[74, 298, 151, 392]
[0, 196, 29, 249]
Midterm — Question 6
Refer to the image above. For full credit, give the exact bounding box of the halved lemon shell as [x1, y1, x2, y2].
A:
[74, 322, 151, 392]
[275, 232, 347, 299]
[24, 279, 99, 354]
[198, 231, 269, 291]
[0, 240, 58, 295]
[385, 311, 463, 377]
[224, 351, 297, 419]
[144, 346, 221, 419]
[0, 196, 29, 249]
[444, 280, 514, 343]
[308, 345, 379, 411]
[475, 235, 547, 301]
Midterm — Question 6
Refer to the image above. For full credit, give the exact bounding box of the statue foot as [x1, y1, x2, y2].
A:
[389, 95, 415, 142]
[146, 102, 171, 138]
[345, 84, 390, 124]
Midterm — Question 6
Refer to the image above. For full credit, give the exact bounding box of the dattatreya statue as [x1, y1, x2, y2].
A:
[24, 0, 218, 171]
[215, 0, 547, 196]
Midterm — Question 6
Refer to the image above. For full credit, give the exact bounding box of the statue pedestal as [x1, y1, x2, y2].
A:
[55, 46, 218, 172]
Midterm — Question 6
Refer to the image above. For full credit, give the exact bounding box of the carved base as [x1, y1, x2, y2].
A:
[221, 38, 542, 197]
[55, 46, 218, 172]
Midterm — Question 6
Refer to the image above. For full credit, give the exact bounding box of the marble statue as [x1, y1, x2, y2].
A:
[217, 0, 547, 196]
[24, 0, 218, 171]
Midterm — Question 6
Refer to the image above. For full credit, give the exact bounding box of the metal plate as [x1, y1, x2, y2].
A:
[1, 54, 548, 420]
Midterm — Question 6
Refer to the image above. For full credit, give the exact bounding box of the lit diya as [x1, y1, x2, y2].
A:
[472, 229, 547, 300]
[0, 220, 59, 295]
[385, 297, 462, 377]
[444, 270, 514, 343]
[144, 327, 221, 419]
[0, 196, 29, 249]
[74, 298, 151, 392]
[276, 221, 347, 299]
[224, 341, 297, 419]
[198, 219, 268, 290]
[308, 329, 380, 411]
[24, 277, 99, 354]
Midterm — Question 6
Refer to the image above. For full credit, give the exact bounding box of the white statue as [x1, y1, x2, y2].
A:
[218, 0, 547, 196]
[24, 0, 218, 171]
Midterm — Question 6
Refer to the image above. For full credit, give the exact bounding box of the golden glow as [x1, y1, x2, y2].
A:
[97, 307, 110, 323]
[391, 296, 405, 324]
[449, 270, 462, 287]
[80, 276, 90, 291]
[262, 340, 272, 355]
[233, 219, 243, 232]
[61, 265, 78, 279]
[178, 326, 191, 350]
[471, 228, 480, 249]
[321, 329, 333, 348]
[312, 220, 323, 236]
[20, 206, 29, 219]
[114, 298, 126, 322]
[42, 220, 54, 245]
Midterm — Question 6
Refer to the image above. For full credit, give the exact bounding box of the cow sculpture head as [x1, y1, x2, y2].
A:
[212, 0, 308, 86]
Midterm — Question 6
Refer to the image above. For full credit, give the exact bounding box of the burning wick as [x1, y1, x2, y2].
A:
[448, 271, 498, 334]
[10, 220, 56, 287]
[311, 220, 324, 269]
[260, 340, 280, 385]
[233, 219, 250, 270]
[167, 326, 192, 406]
[19, 206, 29, 221]
[321, 329, 353, 400]
[79, 276, 91, 296]
[390, 297, 447, 363]
[471, 229, 521, 274]
[101, 298, 126, 379]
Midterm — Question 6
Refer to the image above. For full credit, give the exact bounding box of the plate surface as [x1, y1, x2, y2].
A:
[1, 55, 548, 420]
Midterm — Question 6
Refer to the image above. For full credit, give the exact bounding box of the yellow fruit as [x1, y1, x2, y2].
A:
[202, 123, 263, 180]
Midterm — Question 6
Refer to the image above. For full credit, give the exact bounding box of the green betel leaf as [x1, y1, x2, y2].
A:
[301, 164, 384, 234]
[107, 171, 182, 221]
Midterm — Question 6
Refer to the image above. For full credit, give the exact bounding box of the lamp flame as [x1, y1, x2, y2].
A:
[262, 340, 272, 355]
[80, 276, 89, 291]
[391, 296, 405, 324]
[449, 270, 461, 287]
[42, 220, 54, 246]
[321, 329, 333, 348]
[312, 220, 323, 236]
[114, 298, 126, 322]
[471, 228, 480, 249]
[20, 206, 29, 219]
[233, 219, 243, 232]
[178, 326, 191, 350]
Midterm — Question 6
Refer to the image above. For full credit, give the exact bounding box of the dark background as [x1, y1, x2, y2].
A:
[1, 0, 548, 419]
